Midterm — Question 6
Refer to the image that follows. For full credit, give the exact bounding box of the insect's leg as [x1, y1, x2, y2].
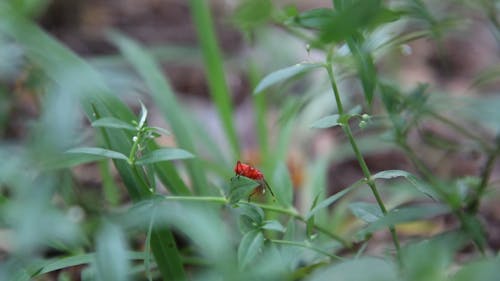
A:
[263, 179, 275, 198]
[247, 188, 258, 202]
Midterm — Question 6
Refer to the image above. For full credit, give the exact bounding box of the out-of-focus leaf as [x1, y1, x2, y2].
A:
[261, 220, 285, 232]
[272, 162, 293, 206]
[451, 256, 500, 281]
[307, 195, 320, 238]
[228, 176, 260, 204]
[254, 63, 324, 94]
[347, 37, 377, 104]
[95, 223, 130, 281]
[238, 230, 264, 269]
[232, 0, 273, 30]
[91, 117, 137, 131]
[359, 204, 450, 236]
[310, 114, 340, 129]
[65, 147, 129, 162]
[306, 180, 363, 220]
[372, 170, 440, 200]
[135, 148, 194, 165]
[237, 204, 265, 233]
[147, 126, 170, 136]
[306, 257, 397, 281]
[349, 202, 382, 223]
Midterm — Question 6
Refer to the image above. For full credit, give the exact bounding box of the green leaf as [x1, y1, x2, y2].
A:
[373, 170, 440, 200]
[310, 114, 340, 129]
[66, 147, 129, 162]
[232, 0, 273, 30]
[272, 162, 293, 206]
[306, 257, 398, 281]
[372, 169, 412, 180]
[135, 148, 194, 165]
[359, 204, 450, 236]
[147, 126, 170, 136]
[138, 100, 148, 129]
[238, 230, 264, 269]
[348, 202, 383, 223]
[237, 204, 265, 233]
[254, 62, 324, 94]
[228, 176, 260, 204]
[307, 194, 320, 238]
[451, 256, 500, 281]
[293, 8, 336, 29]
[347, 37, 377, 104]
[305, 180, 362, 220]
[95, 223, 130, 281]
[91, 117, 137, 131]
[261, 220, 285, 232]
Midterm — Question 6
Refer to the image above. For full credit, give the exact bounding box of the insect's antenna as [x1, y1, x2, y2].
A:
[263, 179, 275, 198]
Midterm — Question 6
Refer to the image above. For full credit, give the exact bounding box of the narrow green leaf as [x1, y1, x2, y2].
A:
[347, 38, 377, 104]
[91, 117, 137, 131]
[228, 176, 260, 204]
[135, 148, 195, 165]
[372, 169, 412, 180]
[254, 62, 324, 94]
[238, 230, 264, 269]
[310, 114, 340, 129]
[307, 194, 320, 238]
[147, 126, 170, 136]
[306, 180, 363, 220]
[359, 204, 450, 236]
[188, 0, 240, 158]
[237, 204, 265, 233]
[272, 162, 293, 206]
[348, 202, 383, 223]
[66, 147, 129, 162]
[138, 100, 148, 129]
[293, 8, 336, 29]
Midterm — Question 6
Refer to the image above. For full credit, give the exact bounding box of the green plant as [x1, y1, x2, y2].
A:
[1, 0, 499, 281]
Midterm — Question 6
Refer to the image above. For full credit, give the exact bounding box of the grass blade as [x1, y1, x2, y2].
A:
[188, 0, 240, 159]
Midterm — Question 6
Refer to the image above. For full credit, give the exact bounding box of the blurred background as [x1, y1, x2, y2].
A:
[1, 0, 500, 280]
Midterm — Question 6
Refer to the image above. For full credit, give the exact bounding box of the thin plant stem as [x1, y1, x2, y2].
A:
[325, 52, 401, 256]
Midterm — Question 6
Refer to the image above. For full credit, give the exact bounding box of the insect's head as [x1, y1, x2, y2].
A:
[235, 160, 243, 174]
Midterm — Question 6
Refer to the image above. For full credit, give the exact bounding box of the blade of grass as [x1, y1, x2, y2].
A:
[188, 0, 241, 160]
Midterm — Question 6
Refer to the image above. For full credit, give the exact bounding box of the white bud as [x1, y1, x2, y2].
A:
[132, 136, 138, 142]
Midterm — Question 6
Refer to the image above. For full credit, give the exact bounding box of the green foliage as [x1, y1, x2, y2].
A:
[1, 0, 499, 280]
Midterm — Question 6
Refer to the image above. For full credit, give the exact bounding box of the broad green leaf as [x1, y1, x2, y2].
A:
[261, 220, 285, 232]
[310, 114, 340, 129]
[359, 204, 450, 236]
[306, 257, 398, 281]
[91, 117, 137, 131]
[254, 63, 324, 94]
[348, 202, 382, 223]
[306, 180, 363, 220]
[135, 148, 194, 165]
[451, 256, 500, 281]
[228, 176, 260, 204]
[238, 230, 264, 269]
[66, 147, 129, 162]
[237, 204, 265, 233]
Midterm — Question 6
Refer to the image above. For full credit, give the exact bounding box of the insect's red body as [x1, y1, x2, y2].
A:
[234, 161, 265, 181]
[234, 161, 275, 200]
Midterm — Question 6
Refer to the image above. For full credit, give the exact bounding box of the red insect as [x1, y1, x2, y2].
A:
[234, 161, 275, 200]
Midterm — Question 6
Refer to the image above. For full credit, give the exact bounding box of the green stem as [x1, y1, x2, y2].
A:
[163, 196, 228, 204]
[325, 54, 401, 256]
[270, 239, 345, 261]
